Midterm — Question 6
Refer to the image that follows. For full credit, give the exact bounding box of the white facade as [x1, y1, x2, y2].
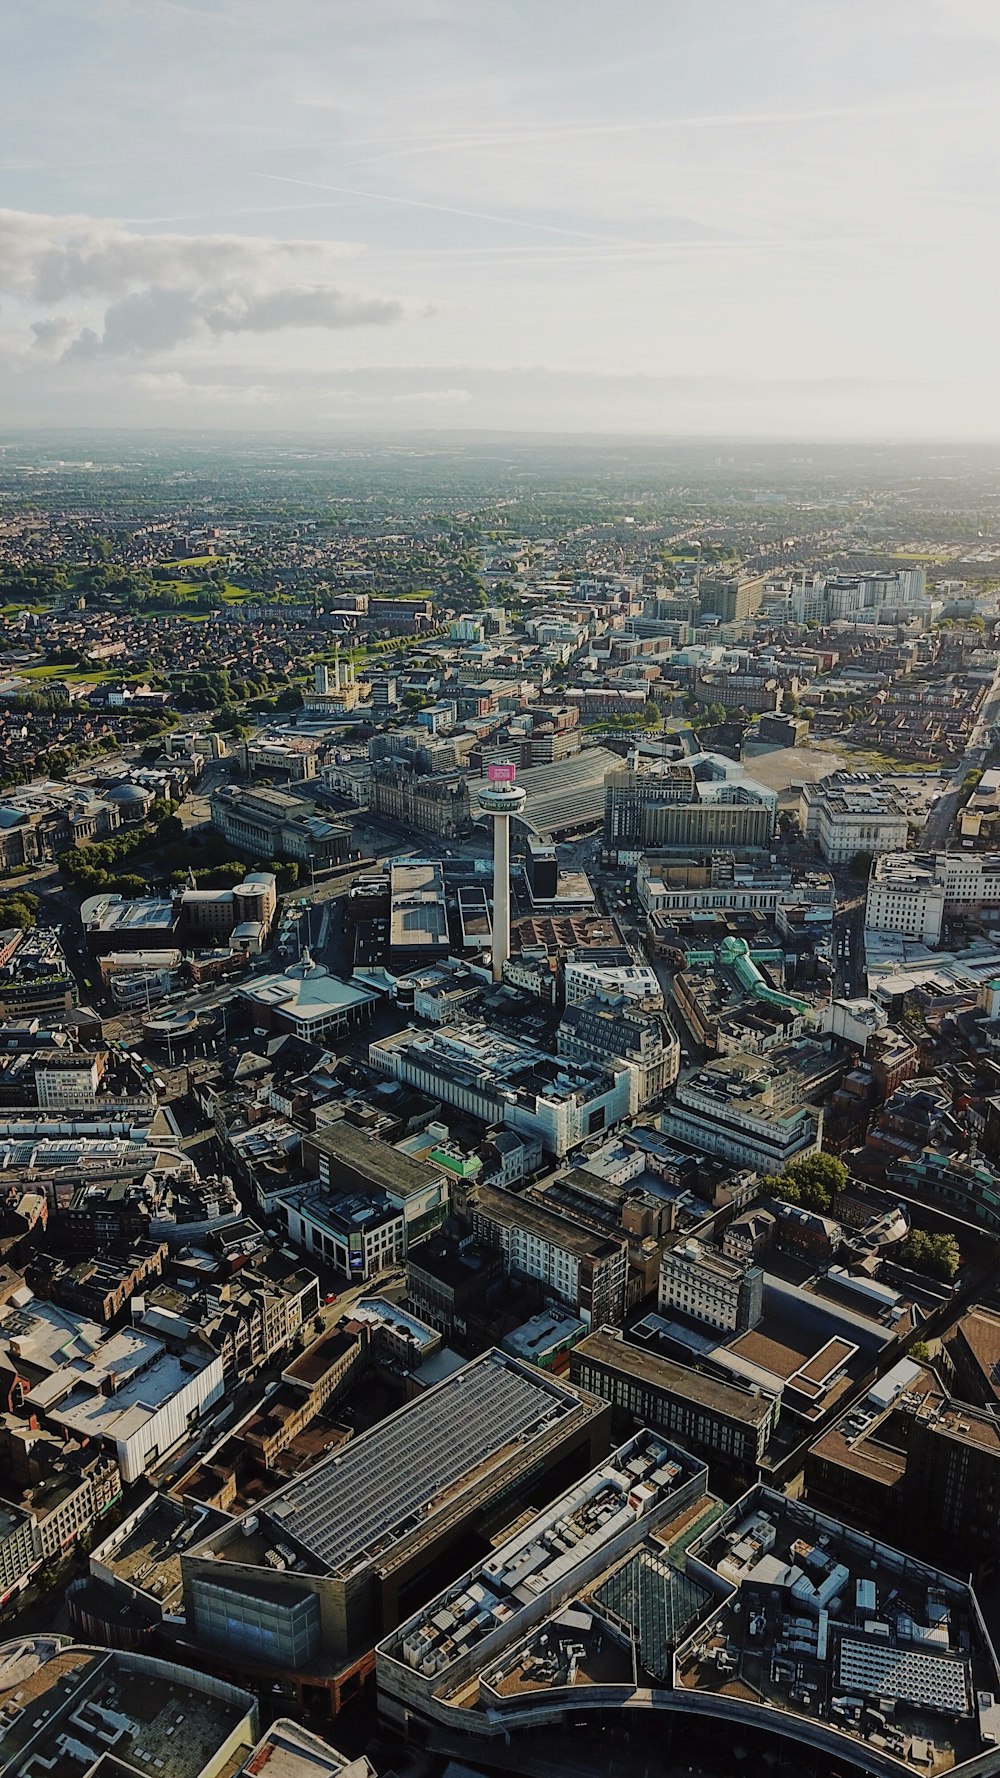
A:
[865, 857, 946, 943]
[369, 1023, 634, 1158]
[803, 779, 910, 865]
[564, 958, 662, 1006]
[285, 1195, 406, 1280]
[57, 1349, 226, 1484]
[866, 851, 1000, 944]
[658, 1239, 763, 1334]
[660, 1071, 822, 1173]
[35, 1059, 101, 1108]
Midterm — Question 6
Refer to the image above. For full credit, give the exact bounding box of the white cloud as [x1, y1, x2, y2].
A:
[63, 282, 402, 357]
[0, 207, 404, 357]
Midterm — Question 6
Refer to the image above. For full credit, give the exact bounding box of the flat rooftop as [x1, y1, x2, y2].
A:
[679, 1487, 1000, 1775]
[379, 1430, 705, 1687]
[224, 1351, 595, 1581]
[305, 1120, 444, 1200]
[576, 1328, 774, 1428]
[241, 1720, 373, 1776]
[0, 1640, 253, 1778]
[92, 1494, 212, 1608]
[474, 1182, 622, 1261]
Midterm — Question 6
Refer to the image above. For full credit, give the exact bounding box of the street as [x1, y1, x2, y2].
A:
[921, 655, 1000, 848]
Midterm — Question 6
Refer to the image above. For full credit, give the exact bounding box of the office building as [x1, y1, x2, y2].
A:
[659, 1049, 823, 1172]
[211, 784, 351, 868]
[302, 1120, 450, 1246]
[658, 1238, 763, 1334]
[182, 1350, 611, 1713]
[558, 992, 680, 1110]
[525, 836, 559, 900]
[866, 850, 1000, 944]
[570, 1326, 777, 1477]
[471, 1181, 629, 1327]
[806, 1356, 1000, 1576]
[0, 1499, 37, 1597]
[238, 734, 320, 782]
[603, 760, 696, 851]
[180, 871, 277, 945]
[698, 570, 767, 624]
[279, 1181, 407, 1281]
[802, 774, 909, 865]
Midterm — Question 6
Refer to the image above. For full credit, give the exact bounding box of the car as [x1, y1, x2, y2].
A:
[323, 1291, 339, 1304]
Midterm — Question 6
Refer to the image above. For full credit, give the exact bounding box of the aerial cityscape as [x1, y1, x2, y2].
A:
[2, 4, 1000, 1778]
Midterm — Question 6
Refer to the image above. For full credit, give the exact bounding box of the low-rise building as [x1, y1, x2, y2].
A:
[280, 1181, 407, 1281]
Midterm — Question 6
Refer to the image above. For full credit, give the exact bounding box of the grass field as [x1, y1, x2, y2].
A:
[20, 663, 115, 685]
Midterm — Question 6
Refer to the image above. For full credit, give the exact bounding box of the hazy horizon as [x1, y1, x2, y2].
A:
[2, 0, 998, 439]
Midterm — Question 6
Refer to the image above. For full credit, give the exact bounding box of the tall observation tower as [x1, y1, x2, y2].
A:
[478, 762, 527, 982]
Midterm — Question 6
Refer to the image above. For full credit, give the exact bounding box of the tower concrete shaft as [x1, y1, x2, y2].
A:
[492, 809, 511, 983]
[477, 769, 527, 985]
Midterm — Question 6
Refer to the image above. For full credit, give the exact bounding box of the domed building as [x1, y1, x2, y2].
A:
[104, 782, 155, 823]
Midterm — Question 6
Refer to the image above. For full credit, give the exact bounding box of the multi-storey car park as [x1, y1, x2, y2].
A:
[377, 1472, 1000, 1778]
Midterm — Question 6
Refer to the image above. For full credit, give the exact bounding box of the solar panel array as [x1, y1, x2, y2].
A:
[265, 1355, 576, 1577]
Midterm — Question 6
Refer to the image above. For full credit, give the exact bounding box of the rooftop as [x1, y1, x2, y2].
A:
[0, 1640, 255, 1778]
[678, 1486, 1000, 1775]
[576, 1328, 774, 1428]
[379, 1429, 705, 1688]
[206, 1351, 596, 1582]
[304, 1120, 445, 1200]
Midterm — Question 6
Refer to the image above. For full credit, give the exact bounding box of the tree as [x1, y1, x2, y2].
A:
[642, 699, 662, 729]
[0, 892, 40, 930]
[899, 1230, 959, 1283]
[909, 1340, 931, 1363]
[763, 1152, 846, 1214]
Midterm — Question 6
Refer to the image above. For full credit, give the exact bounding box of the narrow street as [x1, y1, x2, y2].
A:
[922, 657, 1000, 848]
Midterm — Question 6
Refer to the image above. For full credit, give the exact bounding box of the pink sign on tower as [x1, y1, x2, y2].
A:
[487, 763, 517, 785]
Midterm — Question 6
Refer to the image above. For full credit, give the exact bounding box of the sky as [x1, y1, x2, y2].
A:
[0, 0, 998, 438]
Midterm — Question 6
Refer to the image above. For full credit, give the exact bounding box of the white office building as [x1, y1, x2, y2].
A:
[866, 850, 1000, 948]
[658, 1238, 764, 1334]
[803, 775, 909, 865]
